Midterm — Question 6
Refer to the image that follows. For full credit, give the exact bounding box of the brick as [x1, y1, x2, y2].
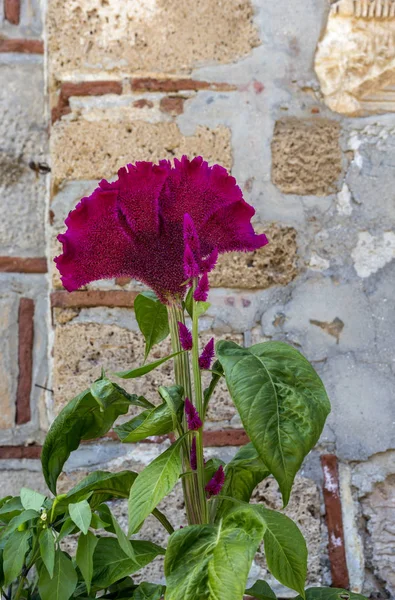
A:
[321, 454, 349, 588]
[159, 96, 185, 115]
[51, 291, 138, 309]
[0, 446, 41, 459]
[131, 78, 237, 93]
[4, 0, 20, 25]
[0, 39, 44, 54]
[51, 81, 123, 123]
[0, 62, 48, 256]
[48, 0, 259, 81]
[0, 257, 47, 273]
[211, 224, 298, 289]
[271, 118, 342, 196]
[16, 298, 34, 424]
[51, 120, 232, 186]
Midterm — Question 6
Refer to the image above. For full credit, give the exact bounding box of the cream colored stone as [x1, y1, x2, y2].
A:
[210, 224, 298, 289]
[0, 469, 48, 496]
[48, 0, 259, 82]
[0, 299, 16, 429]
[351, 231, 395, 277]
[362, 475, 395, 597]
[315, 1, 395, 116]
[51, 120, 231, 186]
[271, 119, 342, 196]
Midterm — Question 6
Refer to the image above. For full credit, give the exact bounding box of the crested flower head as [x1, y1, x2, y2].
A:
[185, 398, 203, 431]
[55, 156, 268, 303]
[199, 338, 215, 370]
[200, 248, 218, 273]
[205, 465, 225, 498]
[177, 322, 193, 351]
[183, 243, 200, 280]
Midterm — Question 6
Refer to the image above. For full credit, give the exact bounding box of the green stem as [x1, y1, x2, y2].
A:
[152, 508, 175, 535]
[13, 577, 25, 600]
[168, 303, 200, 525]
[191, 291, 209, 524]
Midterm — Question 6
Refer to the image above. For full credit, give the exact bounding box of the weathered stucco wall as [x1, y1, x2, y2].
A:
[1, 0, 395, 596]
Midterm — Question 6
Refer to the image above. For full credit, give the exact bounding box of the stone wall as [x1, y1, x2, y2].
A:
[1, 0, 395, 596]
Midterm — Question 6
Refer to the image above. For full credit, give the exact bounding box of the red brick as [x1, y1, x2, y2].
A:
[52, 81, 123, 123]
[160, 96, 185, 115]
[0, 257, 47, 274]
[0, 446, 41, 459]
[51, 290, 138, 309]
[133, 99, 154, 109]
[4, 0, 20, 24]
[321, 454, 349, 588]
[0, 39, 44, 54]
[16, 298, 35, 425]
[131, 77, 237, 93]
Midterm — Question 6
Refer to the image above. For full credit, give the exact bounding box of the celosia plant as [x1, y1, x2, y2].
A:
[0, 157, 367, 600]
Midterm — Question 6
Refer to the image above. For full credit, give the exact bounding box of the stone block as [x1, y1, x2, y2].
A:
[211, 224, 298, 289]
[0, 297, 18, 429]
[315, 0, 395, 116]
[271, 118, 342, 196]
[47, 0, 259, 81]
[52, 315, 242, 427]
[0, 59, 48, 256]
[0, 467, 48, 496]
[361, 476, 395, 598]
[51, 120, 232, 187]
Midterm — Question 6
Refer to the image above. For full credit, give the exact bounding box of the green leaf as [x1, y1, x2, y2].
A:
[215, 443, 270, 520]
[164, 507, 265, 600]
[76, 531, 98, 594]
[38, 549, 77, 600]
[0, 509, 39, 539]
[41, 376, 132, 494]
[297, 589, 367, 600]
[92, 537, 165, 589]
[109, 511, 135, 559]
[158, 385, 184, 429]
[135, 291, 170, 361]
[203, 360, 223, 415]
[183, 287, 194, 318]
[245, 580, 277, 599]
[20, 488, 46, 511]
[3, 529, 31, 586]
[0, 497, 23, 522]
[63, 470, 137, 511]
[216, 340, 331, 505]
[256, 506, 307, 598]
[39, 528, 55, 578]
[69, 500, 92, 534]
[128, 436, 185, 534]
[57, 518, 78, 542]
[115, 388, 183, 443]
[133, 582, 165, 599]
[194, 301, 210, 318]
[115, 351, 184, 379]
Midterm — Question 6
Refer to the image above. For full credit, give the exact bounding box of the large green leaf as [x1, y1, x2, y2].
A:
[128, 437, 185, 534]
[38, 549, 77, 600]
[69, 500, 92, 534]
[63, 470, 138, 510]
[76, 531, 98, 594]
[297, 589, 367, 600]
[245, 580, 277, 599]
[115, 388, 183, 443]
[215, 443, 270, 520]
[20, 488, 46, 511]
[39, 528, 56, 578]
[203, 360, 223, 415]
[135, 291, 170, 360]
[216, 341, 330, 505]
[133, 582, 165, 599]
[3, 529, 31, 586]
[115, 351, 184, 379]
[92, 537, 165, 589]
[164, 507, 265, 600]
[0, 509, 39, 539]
[257, 507, 307, 598]
[41, 376, 132, 494]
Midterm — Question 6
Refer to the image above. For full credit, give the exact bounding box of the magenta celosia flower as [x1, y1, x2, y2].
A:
[199, 338, 215, 370]
[183, 213, 200, 255]
[205, 465, 225, 498]
[193, 272, 210, 302]
[55, 156, 268, 303]
[190, 437, 197, 471]
[178, 322, 193, 351]
[185, 398, 203, 431]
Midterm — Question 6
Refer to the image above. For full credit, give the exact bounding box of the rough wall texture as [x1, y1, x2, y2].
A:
[1, 0, 395, 597]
